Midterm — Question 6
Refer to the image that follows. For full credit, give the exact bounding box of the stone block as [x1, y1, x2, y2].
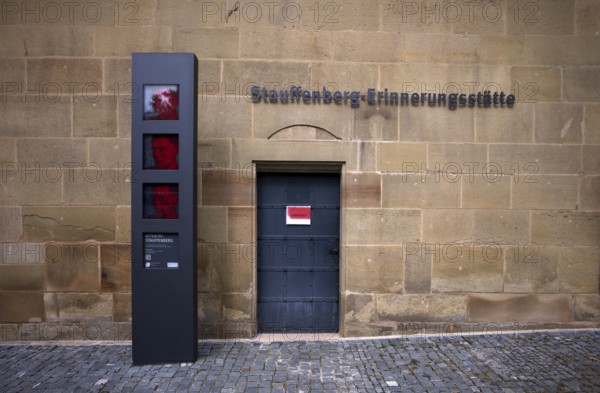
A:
[467, 293, 572, 322]
[564, 66, 600, 102]
[377, 294, 467, 322]
[462, 175, 511, 209]
[382, 174, 461, 208]
[506, 0, 574, 35]
[480, 35, 526, 65]
[476, 103, 534, 143]
[446, 64, 511, 93]
[525, 37, 600, 66]
[581, 176, 600, 211]
[559, 247, 600, 294]
[512, 175, 578, 209]
[576, 0, 600, 35]
[535, 103, 583, 143]
[198, 96, 251, 139]
[115, 206, 131, 243]
[206, 242, 254, 293]
[344, 293, 375, 324]
[532, 211, 600, 246]
[103, 59, 131, 94]
[310, 63, 377, 92]
[199, 139, 231, 170]
[584, 104, 600, 144]
[380, 64, 446, 95]
[198, 59, 222, 97]
[504, 246, 559, 293]
[404, 243, 432, 293]
[62, 169, 130, 206]
[400, 107, 474, 142]
[202, 169, 253, 207]
[354, 105, 398, 141]
[23, 26, 93, 56]
[510, 66, 561, 102]
[0, 207, 21, 241]
[232, 139, 353, 166]
[0, 97, 70, 137]
[198, 293, 221, 322]
[45, 243, 100, 291]
[345, 209, 420, 245]
[333, 31, 402, 62]
[174, 28, 239, 58]
[298, 0, 380, 31]
[345, 246, 403, 293]
[574, 295, 600, 321]
[113, 293, 131, 322]
[223, 60, 309, 96]
[0, 59, 25, 86]
[583, 146, 600, 174]
[350, 141, 377, 172]
[157, 0, 204, 27]
[377, 143, 427, 172]
[0, 265, 43, 290]
[382, 0, 452, 34]
[100, 244, 131, 292]
[0, 138, 15, 162]
[0, 292, 43, 323]
[241, 28, 331, 60]
[74, 96, 117, 137]
[404, 33, 479, 63]
[222, 293, 252, 322]
[0, 170, 62, 206]
[27, 59, 102, 87]
[228, 208, 253, 244]
[23, 207, 115, 242]
[432, 245, 504, 293]
[0, 27, 24, 56]
[88, 138, 131, 168]
[451, 2, 506, 35]
[0, 243, 45, 265]
[472, 210, 530, 244]
[50, 293, 113, 322]
[198, 207, 228, 243]
[489, 144, 580, 175]
[423, 210, 474, 244]
[428, 143, 487, 172]
[343, 172, 380, 208]
[17, 138, 87, 166]
[95, 27, 172, 56]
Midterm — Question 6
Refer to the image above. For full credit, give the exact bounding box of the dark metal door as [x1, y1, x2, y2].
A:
[257, 172, 340, 333]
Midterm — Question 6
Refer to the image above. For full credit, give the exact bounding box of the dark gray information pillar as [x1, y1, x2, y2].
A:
[131, 53, 198, 364]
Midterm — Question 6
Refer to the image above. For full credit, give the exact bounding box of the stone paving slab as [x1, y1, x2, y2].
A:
[0, 330, 599, 392]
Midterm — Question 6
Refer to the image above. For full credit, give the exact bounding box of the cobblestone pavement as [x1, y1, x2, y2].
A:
[1, 330, 599, 392]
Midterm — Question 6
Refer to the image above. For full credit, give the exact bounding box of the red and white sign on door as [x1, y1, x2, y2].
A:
[286, 206, 311, 225]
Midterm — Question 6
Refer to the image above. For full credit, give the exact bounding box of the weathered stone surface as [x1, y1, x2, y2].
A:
[423, 210, 474, 244]
[350, 141, 377, 172]
[446, 64, 510, 93]
[232, 139, 353, 166]
[462, 175, 511, 209]
[507, 0, 574, 35]
[45, 243, 100, 292]
[510, 66, 561, 102]
[476, 104, 534, 143]
[584, 104, 600, 144]
[380, 63, 446, 94]
[241, 28, 331, 60]
[404, 33, 479, 63]
[221, 293, 252, 322]
[0, 292, 43, 323]
[404, 243, 432, 293]
[432, 246, 504, 293]
[382, 174, 461, 208]
[88, 138, 131, 168]
[513, 175, 578, 209]
[199, 139, 232, 170]
[333, 31, 402, 62]
[472, 210, 530, 244]
[504, 246, 559, 293]
[198, 96, 251, 138]
[0, 59, 25, 86]
[47, 293, 113, 322]
[525, 37, 600, 66]
[535, 103, 583, 143]
[0, 243, 45, 264]
[73, 96, 117, 137]
[17, 138, 87, 166]
[480, 35, 526, 65]
[574, 295, 600, 321]
[27, 59, 102, 87]
[23, 207, 115, 242]
[113, 293, 131, 322]
[202, 170, 253, 206]
[174, 28, 239, 58]
[467, 294, 572, 322]
[198, 207, 228, 243]
[310, 63, 377, 92]
[400, 107, 474, 142]
[63, 169, 130, 206]
[0, 169, 62, 205]
[345, 246, 403, 293]
[559, 247, 600, 294]
[377, 143, 427, 172]
[382, 0, 452, 34]
[344, 293, 375, 324]
[0, 207, 21, 241]
[198, 59, 221, 97]
[0, 265, 43, 291]
[581, 176, 600, 211]
[95, 27, 172, 56]
[23, 26, 94, 56]
[532, 211, 600, 246]
[115, 206, 131, 243]
[228, 208, 253, 244]
[377, 294, 467, 322]
[117, 98, 131, 138]
[198, 293, 221, 322]
[343, 172, 381, 208]
[427, 143, 487, 172]
[345, 209, 421, 245]
[354, 105, 398, 141]
[576, 0, 600, 35]
[0, 97, 70, 137]
[489, 144, 580, 175]
[583, 146, 600, 174]
[0, 27, 24, 56]
[223, 60, 309, 95]
[101, 244, 131, 291]
[103, 59, 131, 94]
[0, 138, 15, 162]
[563, 66, 600, 101]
